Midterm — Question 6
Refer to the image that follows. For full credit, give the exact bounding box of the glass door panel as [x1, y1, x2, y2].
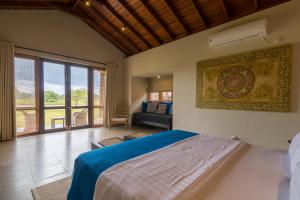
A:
[70, 66, 89, 128]
[43, 62, 65, 107]
[93, 70, 106, 126]
[43, 61, 66, 131]
[14, 57, 38, 135]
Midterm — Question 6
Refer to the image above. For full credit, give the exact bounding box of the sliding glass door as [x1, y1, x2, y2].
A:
[70, 66, 89, 128]
[42, 61, 67, 131]
[15, 55, 106, 135]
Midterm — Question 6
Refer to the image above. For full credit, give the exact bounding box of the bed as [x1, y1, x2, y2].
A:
[67, 130, 299, 200]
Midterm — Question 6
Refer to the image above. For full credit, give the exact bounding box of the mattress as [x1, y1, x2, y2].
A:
[196, 145, 286, 200]
[93, 135, 287, 200]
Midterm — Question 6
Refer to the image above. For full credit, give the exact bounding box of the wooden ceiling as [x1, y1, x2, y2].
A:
[0, 0, 290, 56]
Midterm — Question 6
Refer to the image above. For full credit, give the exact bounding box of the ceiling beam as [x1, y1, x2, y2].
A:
[0, 2, 53, 10]
[115, 0, 161, 45]
[98, 0, 152, 49]
[220, 0, 229, 20]
[138, 0, 174, 40]
[89, 4, 141, 53]
[163, 0, 188, 35]
[190, 0, 207, 28]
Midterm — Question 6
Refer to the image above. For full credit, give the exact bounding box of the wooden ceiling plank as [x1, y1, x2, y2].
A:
[190, 0, 207, 28]
[89, 4, 141, 52]
[138, 0, 174, 40]
[220, 0, 229, 20]
[98, 0, 152, 48]
[115, 0, 161, 45]
[163, 0, 188, 35]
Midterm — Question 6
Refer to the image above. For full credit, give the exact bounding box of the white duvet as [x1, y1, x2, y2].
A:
[93, 135, 242, 200]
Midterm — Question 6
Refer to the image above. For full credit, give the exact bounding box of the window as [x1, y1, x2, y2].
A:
[148, 91, 173, 102]
[15, 56, 38, 135]
[160, 91, 173, 102]
[148, 92, 159, 102]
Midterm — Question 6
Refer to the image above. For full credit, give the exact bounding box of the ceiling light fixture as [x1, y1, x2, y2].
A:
[85, 1, 91, 6]
[121, 25, 127, 31]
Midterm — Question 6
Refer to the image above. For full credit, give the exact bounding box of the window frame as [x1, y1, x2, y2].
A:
[160, 90, 173, 102]
[147, 90, 173, 102]
[14, 53, 40, 136]
[91, 68, 106, 127]
[147, 92, 160, 102]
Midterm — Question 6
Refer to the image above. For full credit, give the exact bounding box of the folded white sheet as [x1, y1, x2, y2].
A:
[94, 135, 242, 200]
[290, 163, 300, 200]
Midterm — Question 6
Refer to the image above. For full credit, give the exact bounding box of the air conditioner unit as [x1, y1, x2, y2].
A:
[209, 19, 267, 47]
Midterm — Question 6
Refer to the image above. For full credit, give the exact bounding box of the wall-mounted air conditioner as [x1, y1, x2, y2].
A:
[209, 19, 267, 47]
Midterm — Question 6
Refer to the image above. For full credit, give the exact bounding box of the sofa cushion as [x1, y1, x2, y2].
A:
[157, 103, 167, 114]
[147, 102, 158, 113]
[159, 102, 173, 114]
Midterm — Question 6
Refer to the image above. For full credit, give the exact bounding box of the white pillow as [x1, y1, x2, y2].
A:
[289, 133, 300, 175]
[289, 132, 300, 156]
[291, 147, 300, 175]
[290, 163, 300, 200]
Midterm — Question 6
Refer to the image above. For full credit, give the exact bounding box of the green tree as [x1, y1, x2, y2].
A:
[44, 90, 60, 103]
[71, 88, 87, 106]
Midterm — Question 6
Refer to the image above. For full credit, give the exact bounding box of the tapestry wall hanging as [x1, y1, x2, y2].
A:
[196, 45, 292, 112]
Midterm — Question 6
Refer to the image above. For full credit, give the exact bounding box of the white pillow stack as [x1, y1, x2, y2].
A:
[289, 133, 300, 174]
[290, 164, 300, 200]
[287, 132, 300, 200]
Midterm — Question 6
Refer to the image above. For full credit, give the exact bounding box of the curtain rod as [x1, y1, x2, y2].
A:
[15, 45, 107, 66]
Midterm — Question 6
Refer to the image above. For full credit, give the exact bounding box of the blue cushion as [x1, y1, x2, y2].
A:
[142, 101, 148, 112]
[169, 103, 173, 114]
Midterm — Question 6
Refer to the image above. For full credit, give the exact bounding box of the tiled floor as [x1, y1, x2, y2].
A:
[0, 126, 160, 200]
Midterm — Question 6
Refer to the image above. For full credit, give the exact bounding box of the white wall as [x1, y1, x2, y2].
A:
[0, 10, 127, 106]
[126, 0, 300, 149]
[131, 77, 147, 114]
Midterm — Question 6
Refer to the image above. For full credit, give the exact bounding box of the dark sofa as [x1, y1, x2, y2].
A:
[132, 112, 172, 130]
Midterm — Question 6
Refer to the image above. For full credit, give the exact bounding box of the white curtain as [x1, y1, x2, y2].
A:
[0, 41, 16, 141]
[104, 64, 117, 127]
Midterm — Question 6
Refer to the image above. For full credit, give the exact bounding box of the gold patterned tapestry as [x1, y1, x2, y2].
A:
[196, 45, 292, 112]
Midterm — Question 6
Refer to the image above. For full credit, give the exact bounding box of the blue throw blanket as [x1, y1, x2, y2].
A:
[67, 130, 198, 200]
